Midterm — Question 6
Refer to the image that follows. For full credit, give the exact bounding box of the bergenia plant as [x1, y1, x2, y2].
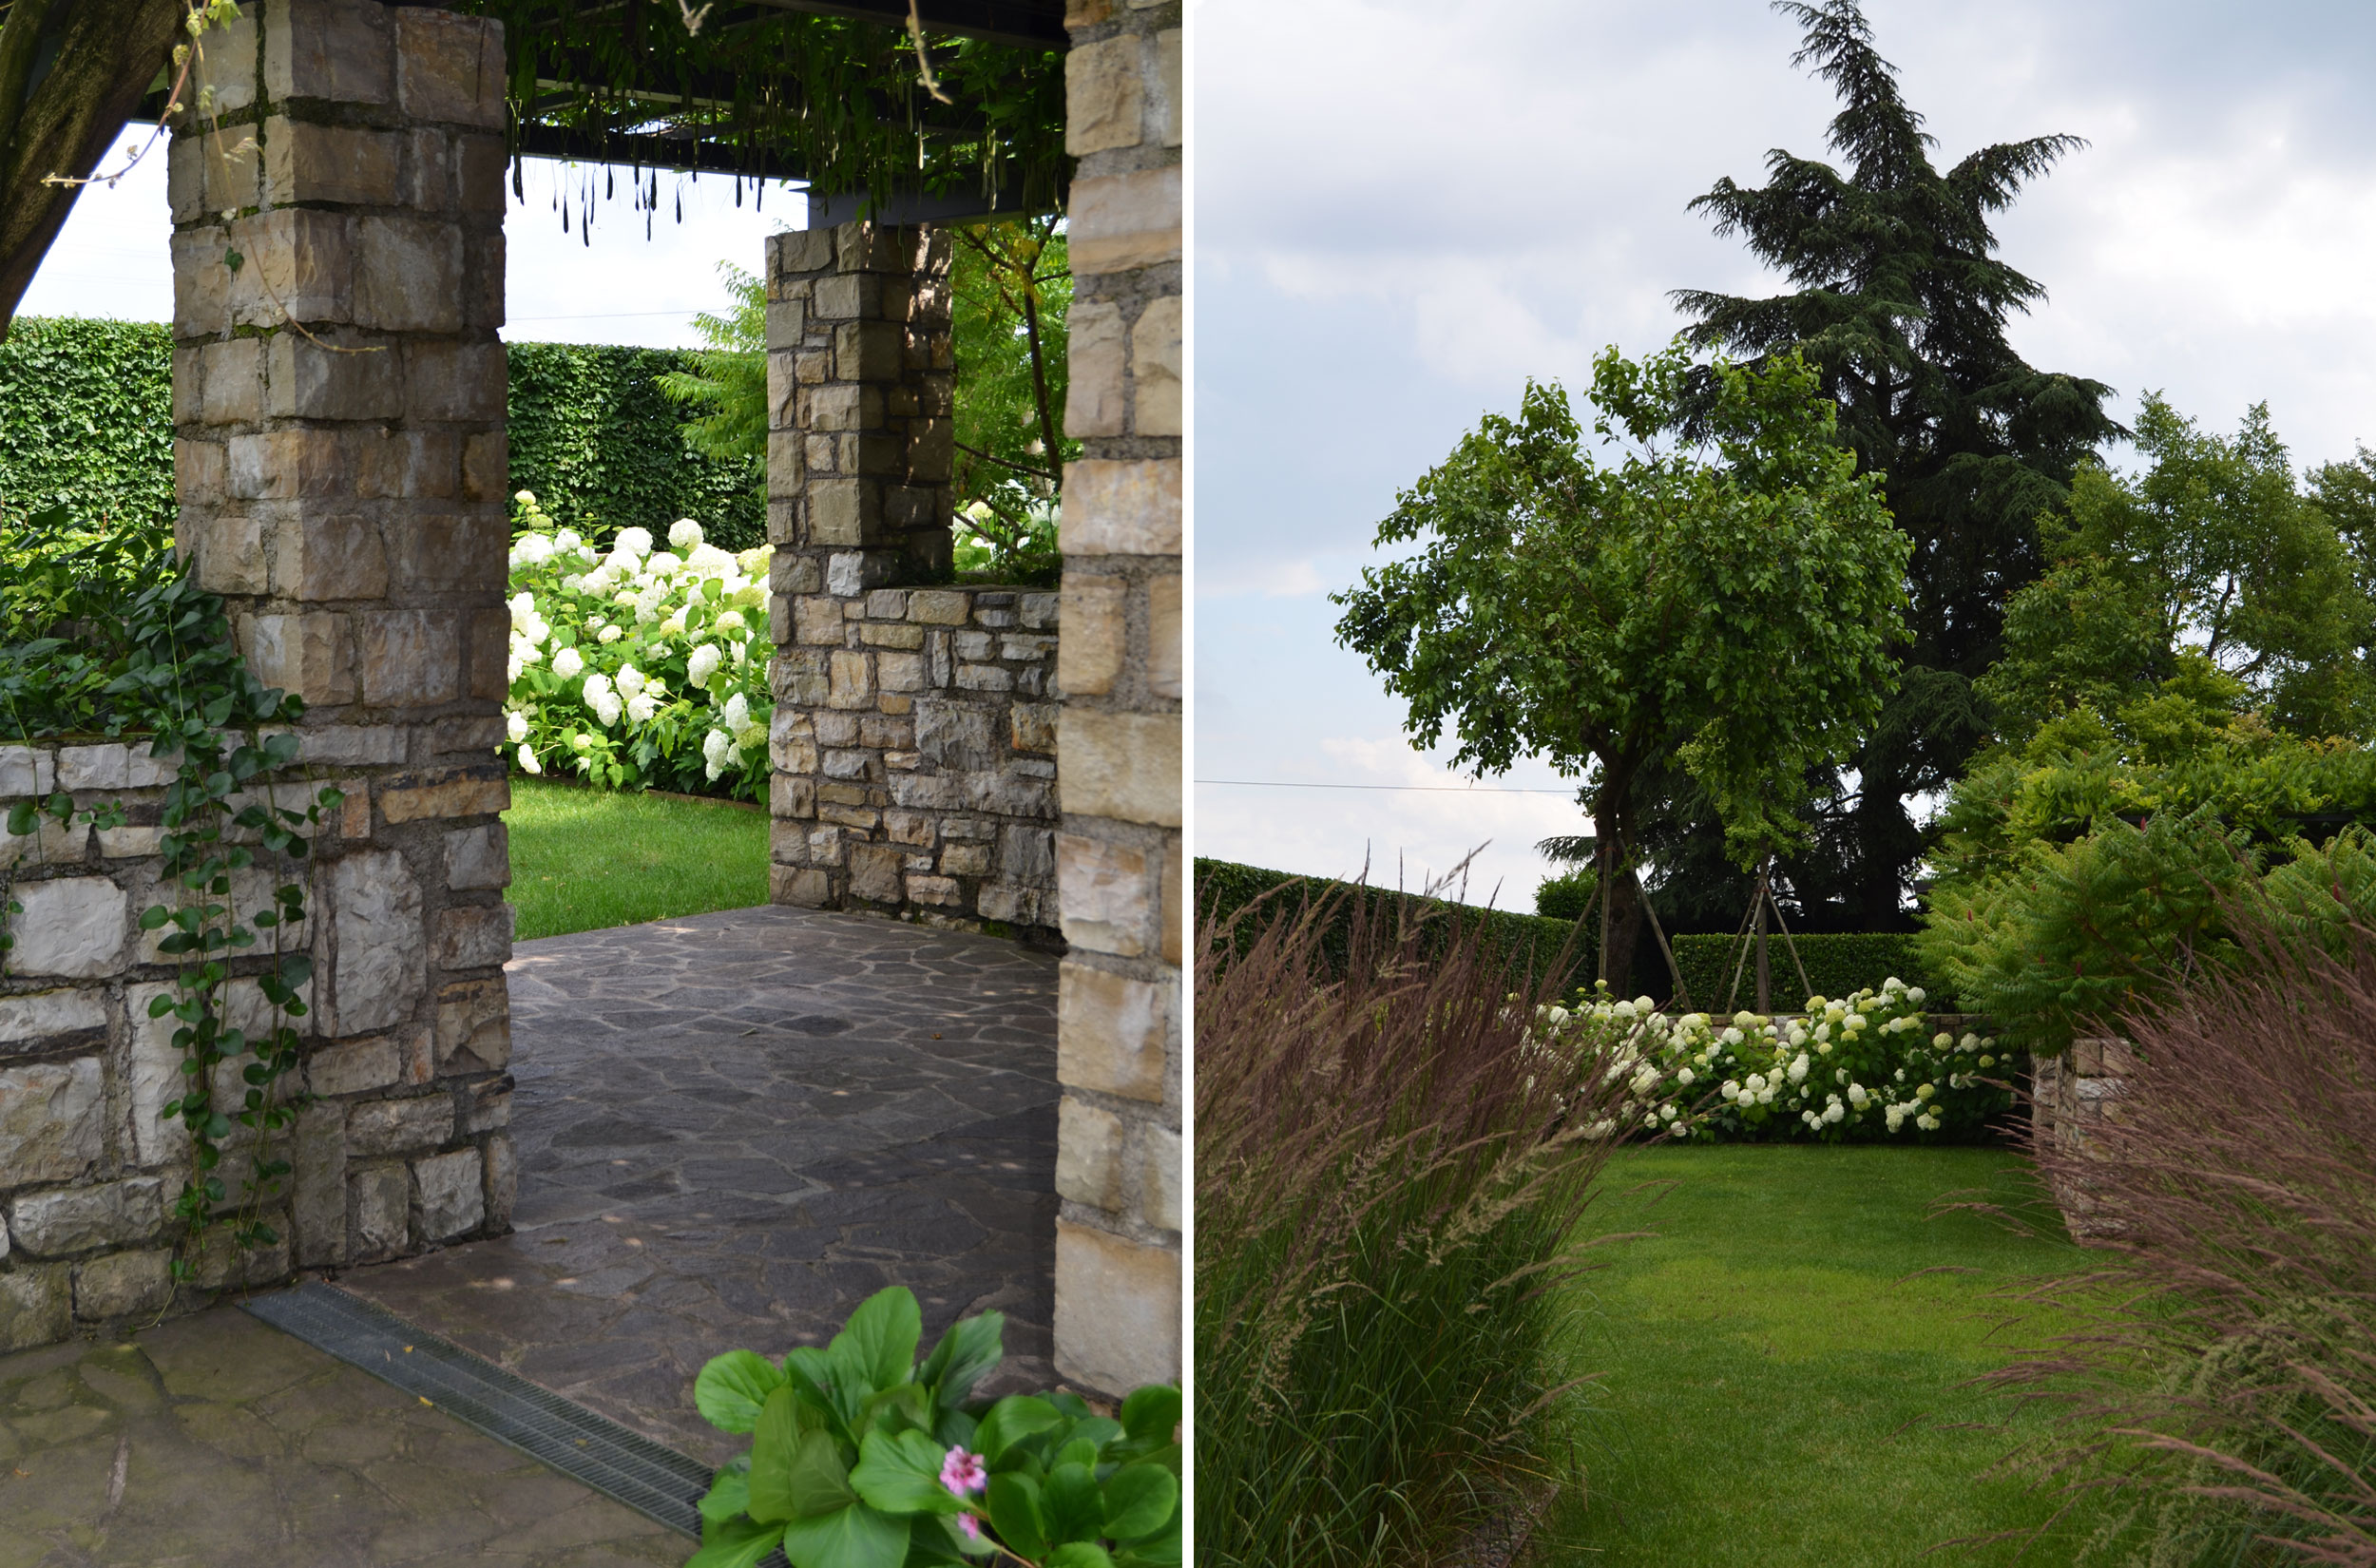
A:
[689, 1286, 1181, 1568]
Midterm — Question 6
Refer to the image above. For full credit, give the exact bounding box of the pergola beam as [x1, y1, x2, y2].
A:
[732, 0, 1063, 48]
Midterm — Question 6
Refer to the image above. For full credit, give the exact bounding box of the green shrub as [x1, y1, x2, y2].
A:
[1534, 867, 1595, 921]
[0, 318, 173, 537]
[1668, 929, 1949, 1012]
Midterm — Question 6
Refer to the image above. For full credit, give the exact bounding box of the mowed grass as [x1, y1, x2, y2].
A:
[1550, 1145, 2105, 1566]
[504, 777, 769, 940]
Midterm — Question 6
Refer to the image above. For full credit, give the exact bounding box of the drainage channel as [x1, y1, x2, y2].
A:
[242, 1279, 712, 1540]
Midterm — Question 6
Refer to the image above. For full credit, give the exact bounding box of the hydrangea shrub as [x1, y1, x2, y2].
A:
[504, 491, 773, 801]
[1544, 977, 2012, 1142]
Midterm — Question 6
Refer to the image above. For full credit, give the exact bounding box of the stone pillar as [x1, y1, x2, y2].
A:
[171, 0, 517, 1267]
[1049, 0, 1184, 1395]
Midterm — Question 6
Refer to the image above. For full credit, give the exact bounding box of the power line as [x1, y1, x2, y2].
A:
[1196, 778, 1578, 794]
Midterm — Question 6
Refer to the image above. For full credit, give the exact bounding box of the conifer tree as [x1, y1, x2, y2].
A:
[1664, 0, 2120, 928]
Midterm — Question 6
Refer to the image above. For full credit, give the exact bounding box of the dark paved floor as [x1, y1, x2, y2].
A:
[341, 906, 1063, 1466]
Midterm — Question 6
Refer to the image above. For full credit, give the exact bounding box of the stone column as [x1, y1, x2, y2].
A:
[1050, 0, 1184, 1395]
[171, 0, 517, 1268]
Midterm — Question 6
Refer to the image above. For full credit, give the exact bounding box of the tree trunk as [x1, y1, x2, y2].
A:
[0, 0, 185, 335]
[1593, 785, 1644, 996]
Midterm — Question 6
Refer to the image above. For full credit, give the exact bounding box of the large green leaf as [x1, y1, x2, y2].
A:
[697, 1459, 752, 1526]
[780, 1344, 841, 1433]
[1117, 1386, 1179, 1445]
[696, 1349, 787, 1434]
[784, 1428, 858, 1518]
[1042, 1462, 1102, 1546]
[973, 1395, 1060, 1463]
[1047, 1545, 1116, 1568]
[851, 1426, 964, 1516]
[829, 1287, 922, 1406]
[1100, 1463, 1177, 1542]
[917, 1310, 1004, 1410]
[777, 1501, 909, 1568]
[986, 1471, 1046, 1561]
[746, 1386, 809, 1524]
[686, 1516, 785, 1568]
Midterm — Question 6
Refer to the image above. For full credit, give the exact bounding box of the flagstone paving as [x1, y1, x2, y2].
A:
[339, 905, 1063, 1467]
[0, 904, 1060, 1558]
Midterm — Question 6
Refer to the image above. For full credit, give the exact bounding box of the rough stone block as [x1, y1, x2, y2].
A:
[1057, 963, 1168, 1103]
[308, 1034, 401, 1097]
[7, 1178, 166, 1257]
[351, 1160, 411, 1259]
[1053, 576, 1124, 700]
[462, 1078, 510, 1133]
[1059, 710, 1181, 827]
[381, 773, 508, 825]
[1059, 833, 1154, 958]
[433, 904, 513, 972]
[348, 1095, 453, 1157]
[771, 228, 834, 277]
[393, 8, 507, 128]
[262, 118, 402, 207]
[1011, 701, 1060, 755]
[1157, 28, 1182, 147]
[1131, 296, 1183, 437]
[239, 609, 354, 706]
[1141, 1123, 1181, 1233]
[772, 865, 833, 908]
[1056, 1097, 1124, 1209]
[848, 843, 905, 904]
[292, 1100, 348, 1267]
[73, 1249, 174, 1321]
[1066, 35, 1146, 156]
[1054, 1220, 1179, 1395]
[484, 1132, 517, 1232]
[0, 1263, 70, 1351]
[940, 842, 992, 878]
[435, 976, 509, 1074]
[413, 1147, 484, 1240]
[834, 319, 906, 381]
[57, 743, 128, 792]
[1062, 460, 1181, 557]
[1146, 574, 1182, 698]
[1068, 166, 1182, 276]
[264, 0, 393, 106]
[0, 988, 108, 1055]
[403, 339, 507, 422]
[325, 849, 425, 1036]
[827, 650, 875, 710]
[184, 1224, 293, 1291]
[443, 822, 510, 890]
[0, 743, 54, 795]
[0, 1058, 105, 1184]
[7, 878, 127, 979]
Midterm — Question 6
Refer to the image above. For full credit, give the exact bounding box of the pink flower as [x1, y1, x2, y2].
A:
[957, 1513, 984, 1540]
[940, 1445, 987, 1498]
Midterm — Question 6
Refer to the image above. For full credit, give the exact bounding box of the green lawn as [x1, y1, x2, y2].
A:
[1551, 1145, 2102, 1565]
[504, 777, 770, 940]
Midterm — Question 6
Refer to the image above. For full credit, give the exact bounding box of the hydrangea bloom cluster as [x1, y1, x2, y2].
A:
[1538, 977, 2011, 1142]
[503, 492, 773, 800]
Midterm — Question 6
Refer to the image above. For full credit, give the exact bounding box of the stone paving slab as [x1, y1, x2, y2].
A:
[0, 1308, 685, 1567]
[339, 906, 1062, 1467]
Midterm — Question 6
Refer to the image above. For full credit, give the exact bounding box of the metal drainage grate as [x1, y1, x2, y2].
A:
[242, 1280, 711, 1539]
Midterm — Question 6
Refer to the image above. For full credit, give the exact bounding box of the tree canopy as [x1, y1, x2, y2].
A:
[1332, 342, 1908, 985]
[1666, 0, 2121, 929]
[1981, 396, 2374, 748]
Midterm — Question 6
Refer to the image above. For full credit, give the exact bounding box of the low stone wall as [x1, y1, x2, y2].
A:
[2032, 1036, 2132, 1242]
[1, 737, 516, 1351]
[769, 586, 1062, 941]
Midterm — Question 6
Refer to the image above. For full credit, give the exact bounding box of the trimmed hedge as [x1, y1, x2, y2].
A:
[0, 321, 761, 547]
[1197, 857, 1957, 1008]
[506, 341, 763, 550]
[0, 318, 173, 531]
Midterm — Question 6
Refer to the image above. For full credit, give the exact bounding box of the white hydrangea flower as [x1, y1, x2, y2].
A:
[1848, 1083, 1869, 1108]
[560, 573, 585, 593]
[598, 623, 624, 644]
[715, 608, 747, 634]
[1932, 1031, 1954, 1050]
[516, 743, 542, 774]
[721, 691, 750, 731]
[625, 693, 658, 725]
[616, 526, 654, 559]
[658, 608, 689, 639]
[1823, 1101, 1845, 1124]
[668, 518, 704, 550]
[700, 727, 734, 779]
[512, 533, 555, 566]
[1676, 1066, 1695, 1086]
[505, 710, 528, 742]
[1907, 986, 1926, 1005]
[514, 488, 537, 506]
[552, 646, 584, 679]
[1787, 1053, 1810, 1084]
[689, 543, 737, 576]
[508, 590, 538, 626]
[615, 664, 645, 699]
[687, 644, 722, 685]
[645, 550, 682, 576]
[554, 528, 584, 553]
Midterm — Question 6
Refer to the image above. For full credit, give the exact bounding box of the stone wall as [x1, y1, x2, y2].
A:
[767, 585, 1063, 938]
[1, 740, 515, 1350]
[2033, 1037, 2131, 1242]
[1049, 0, 1184, 1395]
[0, 0, 521, 1355]
[761, 221, 1064, 941]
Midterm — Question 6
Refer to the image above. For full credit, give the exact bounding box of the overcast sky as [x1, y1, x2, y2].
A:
[1191, 0, 2376, 908]
[20, 141, 791, 346]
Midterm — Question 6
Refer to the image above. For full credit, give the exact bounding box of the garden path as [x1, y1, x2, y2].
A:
[340, 905, 1063, 1467]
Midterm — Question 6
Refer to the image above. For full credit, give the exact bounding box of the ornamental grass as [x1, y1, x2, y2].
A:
[1977, 918, 2376, 1565]
[1193, 876, 1638, 1568]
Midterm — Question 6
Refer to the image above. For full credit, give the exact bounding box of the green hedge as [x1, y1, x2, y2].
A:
[0, 321, 761, 547]
[505, 341, 762, 550]
[0, 318, 173, 531]
[1197, 858, 1957, 1008]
